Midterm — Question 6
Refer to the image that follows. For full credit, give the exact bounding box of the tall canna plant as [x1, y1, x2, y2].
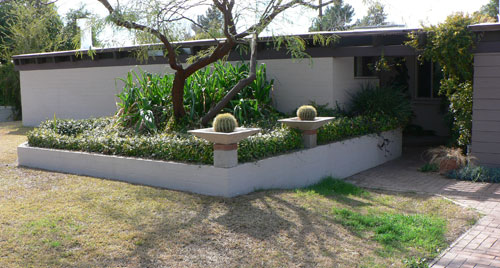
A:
[115, 61, 276, 133]
[116, 68, 174, 133]
[97, 0, 333, 120]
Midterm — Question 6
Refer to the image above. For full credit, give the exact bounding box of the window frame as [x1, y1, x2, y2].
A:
[353, 56, 379, 79]
[414, 59, 442, 100]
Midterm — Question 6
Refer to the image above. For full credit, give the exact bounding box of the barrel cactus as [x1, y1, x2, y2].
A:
[213, 113, 238, 133]
[297, 105, 317, 120]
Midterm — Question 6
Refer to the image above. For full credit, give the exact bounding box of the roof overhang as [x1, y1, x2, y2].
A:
[12, 27, 420, 71]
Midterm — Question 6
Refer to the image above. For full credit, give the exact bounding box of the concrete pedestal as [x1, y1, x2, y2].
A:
[302, 130, 317, 148]
[278, 117, 334, 149]
[213, 143, 238, 168]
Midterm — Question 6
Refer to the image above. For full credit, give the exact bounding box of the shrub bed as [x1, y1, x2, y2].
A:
[28, 118, 303, 164]
[318, 114, 401, 145]
[447, 165, 500, 183]
[27, 114, 402, 165]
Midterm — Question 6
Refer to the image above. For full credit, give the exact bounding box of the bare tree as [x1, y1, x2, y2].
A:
[97, 0, 333, 122]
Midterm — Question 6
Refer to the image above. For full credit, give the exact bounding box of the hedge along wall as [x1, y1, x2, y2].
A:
[19, 129, 402, 197]
[19, 57, 377, 126]
[27, 114, 402, 165]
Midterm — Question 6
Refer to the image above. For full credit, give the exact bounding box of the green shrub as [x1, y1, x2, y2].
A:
[39, 117, 113, 136]
[406, 14, 485, 147]
[28, 113, 402, 165]
[28, 117, 303, 164]
[115, 61, 277, 133]
[213, 113, 238, 133]
[317, 114, 401, 145]
[0, 62, 21, 118]
[29, 118, 214, 164]
[349, 84, 411, 126]
[447, 165, 500, 183]
[238, 127, 302, 162]
[310, 101, 347, 117]
[419, 163, 439, 173]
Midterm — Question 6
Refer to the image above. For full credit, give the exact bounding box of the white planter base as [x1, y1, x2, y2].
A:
[17, 130, 402, 197]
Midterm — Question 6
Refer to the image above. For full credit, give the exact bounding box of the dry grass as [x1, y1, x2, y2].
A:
[0, 121, 478, 268]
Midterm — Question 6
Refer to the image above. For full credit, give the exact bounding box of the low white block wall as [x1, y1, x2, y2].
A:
[0, 106, 13, 122]
[18, 129, 402, 197]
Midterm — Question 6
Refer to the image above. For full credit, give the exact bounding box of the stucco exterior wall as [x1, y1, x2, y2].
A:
[20, 64, 173, 126]
[472, 53, 500, 167]
[262, 57, 378, 113]
[19, 57, 377, 126]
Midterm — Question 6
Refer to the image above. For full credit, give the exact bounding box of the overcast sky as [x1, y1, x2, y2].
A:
[56, 0, 492, 46]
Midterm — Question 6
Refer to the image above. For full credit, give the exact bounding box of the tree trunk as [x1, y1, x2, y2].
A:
[172, 71, 186, 119]
[201, 34, 258, 126]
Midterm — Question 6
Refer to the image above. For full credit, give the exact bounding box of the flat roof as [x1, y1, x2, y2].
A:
[469, 23, 500, 32]
[12, 27, 420, 60]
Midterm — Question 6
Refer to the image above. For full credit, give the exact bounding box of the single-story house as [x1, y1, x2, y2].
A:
[12, 24, 499, 166]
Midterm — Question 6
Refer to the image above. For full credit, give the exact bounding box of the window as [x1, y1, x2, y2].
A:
[354, 56, 378, 77]
[416, 60, 442, 98]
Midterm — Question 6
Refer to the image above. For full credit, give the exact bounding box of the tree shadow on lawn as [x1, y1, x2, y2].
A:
[94, 184, 402, 266]
[58, 176, 471, 267]
[78, 185, 348, 266]
[0, 121, 32, 135]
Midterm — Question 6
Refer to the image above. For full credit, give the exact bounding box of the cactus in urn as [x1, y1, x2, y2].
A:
[213, 113, 238, 133]
[297, 105, 317, 120]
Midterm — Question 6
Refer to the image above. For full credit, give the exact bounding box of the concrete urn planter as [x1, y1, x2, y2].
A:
[278, 117, 335, 148]
[188, 127, 260, 168]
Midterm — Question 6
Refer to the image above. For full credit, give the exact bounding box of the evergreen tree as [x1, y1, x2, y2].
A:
[479, 0, 499, 21]
[191, 5, 224, 39]
[309, 0, 354, 31]
[61, 5, 103, 49]
[355, 1, 387, 27]
[0, 0, 93, 117]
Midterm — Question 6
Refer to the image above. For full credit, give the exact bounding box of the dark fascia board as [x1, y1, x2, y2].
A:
[11, 40, 221, 60]
[470, 26, 500, 53]
[13, 45, 416, 71]
[13, 29, 420, 71]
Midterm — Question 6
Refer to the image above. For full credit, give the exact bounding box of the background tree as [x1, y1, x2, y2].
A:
[479, 0, 499, 21]
[191, 5, 225, 39]
[97, 0, 333, 122]
[0, 0, 94, 117]
[309, 0, 354, 31]
[354, 1, 387, 27]
[60, 5, 104, 49]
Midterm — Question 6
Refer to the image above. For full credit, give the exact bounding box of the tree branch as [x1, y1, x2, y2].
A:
[201, 34, 258, 125]
[236, 0, 336, 38]
[96, 0, 183, 71]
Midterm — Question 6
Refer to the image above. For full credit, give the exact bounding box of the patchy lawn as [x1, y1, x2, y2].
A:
[0, 121, 478, 268]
